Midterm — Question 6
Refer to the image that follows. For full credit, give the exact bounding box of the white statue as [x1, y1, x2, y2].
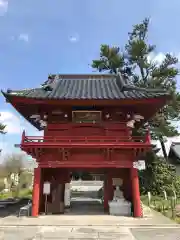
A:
[113, 186, 124, 201]
[109, 178, 131, 216]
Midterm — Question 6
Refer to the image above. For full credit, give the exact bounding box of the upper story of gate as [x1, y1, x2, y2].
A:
[2, 73, 170, 149]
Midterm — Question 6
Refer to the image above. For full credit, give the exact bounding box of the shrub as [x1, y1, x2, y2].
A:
[139, 152, 180, 196]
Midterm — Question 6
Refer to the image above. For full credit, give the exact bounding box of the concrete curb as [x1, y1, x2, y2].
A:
[0, 224, 179, 228]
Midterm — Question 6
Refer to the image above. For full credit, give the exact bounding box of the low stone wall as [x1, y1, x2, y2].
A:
[70, 181, 103, 199]
[71, 180, 103, 187]
[71, 190, 100, 199]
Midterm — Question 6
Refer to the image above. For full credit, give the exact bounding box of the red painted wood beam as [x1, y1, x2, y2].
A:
[38, 161, 133, 168]
[7, 94, 169, 106]
[21, 143, 152, 149]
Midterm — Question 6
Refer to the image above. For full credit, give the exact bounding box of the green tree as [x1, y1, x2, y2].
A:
[0, 114, 6, 135]
[92, 45, 125, 74]
[0, 113, 6, 153]
[19, 171, 33, 189]
[91, 18, 180, 159]
[139, 151, 180, 196]
[2, 153, 25, 191]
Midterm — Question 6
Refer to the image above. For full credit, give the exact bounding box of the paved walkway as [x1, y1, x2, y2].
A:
[0, 198, 177, 227]
[0, 191, 179, 239]
[0, 207, 179, 239]
[0, 213, 178, 227]
[0, 224, 180, 239]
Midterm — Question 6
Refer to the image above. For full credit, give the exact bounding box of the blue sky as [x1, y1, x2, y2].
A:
[0, 0, 180, 159]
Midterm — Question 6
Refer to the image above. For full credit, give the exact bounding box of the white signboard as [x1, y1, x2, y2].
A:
[133, 160, 146, 170]
[43, 182, 50, 195]
[138, 160, 146, 170]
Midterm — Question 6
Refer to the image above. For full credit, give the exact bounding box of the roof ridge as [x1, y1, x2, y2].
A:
[48, 73, 116, 79]
[115, 72, 166, 93]
[123, 84, 167, 93]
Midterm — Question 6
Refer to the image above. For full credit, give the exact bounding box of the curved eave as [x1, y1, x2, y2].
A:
[1, 90, 171, 104]
[1, 89, 171, 131]
[1, 90, 9, 101]
[1, 90, 42, 130]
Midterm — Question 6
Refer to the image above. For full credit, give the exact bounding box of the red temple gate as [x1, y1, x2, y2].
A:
[2, 73, 170, 217]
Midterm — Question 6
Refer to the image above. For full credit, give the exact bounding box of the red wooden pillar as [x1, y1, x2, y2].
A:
[103, 178, 108, 211]
[108, 174, 113, 201]
[32, 167, 41, 217]
[103, 172, 113, 212]
[131, 168, 142, 218]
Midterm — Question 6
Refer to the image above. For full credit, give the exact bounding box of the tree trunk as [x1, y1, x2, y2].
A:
[159, 137, 168, 161]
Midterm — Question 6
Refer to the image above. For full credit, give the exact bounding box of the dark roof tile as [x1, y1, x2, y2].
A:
[2, 74, 169, 100]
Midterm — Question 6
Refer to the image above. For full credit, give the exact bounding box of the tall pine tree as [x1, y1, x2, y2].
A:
[92, 18, 180, 159]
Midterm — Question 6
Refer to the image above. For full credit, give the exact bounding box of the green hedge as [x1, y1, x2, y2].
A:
[0, 189, 32, 200]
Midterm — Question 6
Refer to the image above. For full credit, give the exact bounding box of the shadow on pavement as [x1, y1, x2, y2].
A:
[65, 198, 106, 216]
[0, 198, 30, 218]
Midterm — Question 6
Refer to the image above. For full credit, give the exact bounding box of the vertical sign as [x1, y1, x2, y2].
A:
[43, 182, 50, 215]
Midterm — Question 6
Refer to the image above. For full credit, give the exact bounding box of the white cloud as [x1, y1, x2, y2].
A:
[147, 52, 166, 65]
[0, 141, 37, 168]
[18, 33, 29, 42]
[0, 111, 24, 134]
[0, 0, 8, 16]
[0, 110, 44, 136]
[0, 110, 43, 162]
[153, 53, 166, 64]
[148, 52, 180, 65]
[69, 33, 80, 43]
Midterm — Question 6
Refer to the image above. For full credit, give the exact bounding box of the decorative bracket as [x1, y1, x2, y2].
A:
[62, 148, 69, 161]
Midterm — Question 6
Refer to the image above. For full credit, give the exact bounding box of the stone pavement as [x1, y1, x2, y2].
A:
[0, 212, 179, 239]
[0, 226, 136, 240]
[0, 211, 178, 227]
[131, 227, 180, 240]
[0, 193, 179, 239]
[0, 225, 180, 239]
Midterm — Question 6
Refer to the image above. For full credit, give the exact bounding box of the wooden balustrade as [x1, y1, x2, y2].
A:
[22, 135, 145, 144]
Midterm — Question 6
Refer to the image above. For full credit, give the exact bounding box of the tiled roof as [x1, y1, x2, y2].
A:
[2, 74, 169, 100]
[152, 138, 180, 162]
[170, 143, 180, 160]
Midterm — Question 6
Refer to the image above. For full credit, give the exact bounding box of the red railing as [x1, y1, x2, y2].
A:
[22, 135, 146, 144]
